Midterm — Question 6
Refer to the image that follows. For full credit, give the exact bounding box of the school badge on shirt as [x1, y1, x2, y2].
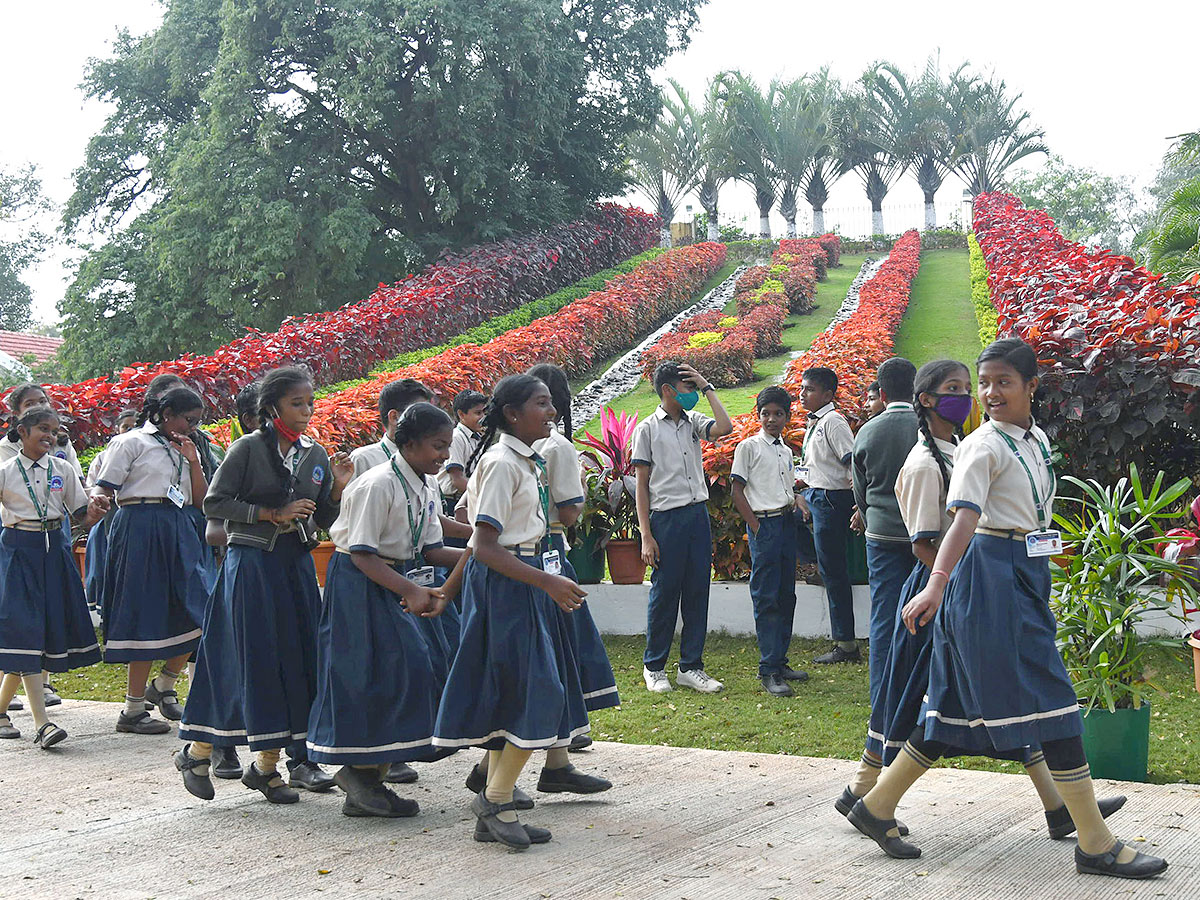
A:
[48, 475, 64, 492]
[311, 465, 324, 484]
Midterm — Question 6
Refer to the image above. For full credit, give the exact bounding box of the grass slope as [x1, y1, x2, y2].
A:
[892, 249, 977, 369]
[576, 253, 870, 437]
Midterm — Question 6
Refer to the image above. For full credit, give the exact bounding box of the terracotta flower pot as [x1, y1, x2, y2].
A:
[312, 540, 335, 588]
[74, 546, 87, 582]
[1190, 632, 1200, 694]
[605, 539, 647, 585]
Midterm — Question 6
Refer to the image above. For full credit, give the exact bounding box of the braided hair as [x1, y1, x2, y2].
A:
[3, 383, 50, 445]
[394, 402, 454, 447]
[466, 374, 546, 476]
[526, 364, 572, 439]
[913, 359, 971, 490]
[139, 386, 204, 427]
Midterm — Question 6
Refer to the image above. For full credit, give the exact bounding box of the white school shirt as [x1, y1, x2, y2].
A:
[330, 452, 443, 561]
[349, 435, 398, 480]
[93, 422, 196, 503]
[533, 427, 586, 527]
[466, 433, 548, 548]
[0, 433, 82, 478]
[894, 436, 957, 545]
[947, 420, 1055, 533]
[438, 422, 481, 497]
[85, 449, 106, 489]
[800, 403, 853, 491]
[0, 451, 90, 527]
[730, 429, 795, 513]
[630, 406, 714, 512]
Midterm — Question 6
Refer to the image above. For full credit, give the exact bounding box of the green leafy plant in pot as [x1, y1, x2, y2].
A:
[1051, 464, 1196, 782]
[577, 408, 645, 584]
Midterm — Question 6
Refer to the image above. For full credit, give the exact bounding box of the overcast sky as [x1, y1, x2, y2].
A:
[2, 0, 1193, 325]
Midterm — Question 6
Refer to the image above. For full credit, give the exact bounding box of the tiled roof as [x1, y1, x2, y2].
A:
[0, 331, 64, 365]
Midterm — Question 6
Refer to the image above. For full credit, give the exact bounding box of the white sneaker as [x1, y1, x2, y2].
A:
[676, 668, 723, 693]
[642, 667, 673, 693]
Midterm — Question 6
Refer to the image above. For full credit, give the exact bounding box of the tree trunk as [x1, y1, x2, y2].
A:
[707, 218, 720, 242]
[812, 207, 825, 234]
[660, 225, 673, 248]
[785, 217, 797, 238]
[924, 200, 936, 230]
[872, 208, 884, 236]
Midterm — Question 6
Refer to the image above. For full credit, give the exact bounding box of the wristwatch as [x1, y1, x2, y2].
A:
[701, 384, 715, 393]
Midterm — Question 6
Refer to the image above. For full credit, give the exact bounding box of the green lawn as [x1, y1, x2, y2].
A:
[892, 249, 979, 369]
[577, 253, 870, 436]
[49, 633, 1200, 783]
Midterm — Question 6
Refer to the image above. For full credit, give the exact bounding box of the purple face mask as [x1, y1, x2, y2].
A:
[932, 394, 973, 426]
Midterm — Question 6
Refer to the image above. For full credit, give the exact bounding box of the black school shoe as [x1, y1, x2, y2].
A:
[761, 674, 794, 697]
[1046, 795, 1127, 839]
[815, 645, 862, 665]
[471, 791, 532, 851]
[465, 762, 534, 809]
[42, 683, 62, 707]
[847, 799, 921, 859]
[288, 759, 336, 793]
[174, 745, 215, 801]
[34, 722, 67, 749]
[144, 682, 184, 720]
[537, 764, 612, 794]
[834, 786, 909, 835]
[334, 766, 392, 817]
[212, 745, 244, 779]
[569, 734, 593, 751]
[781, 666, 810, 682]
[1075, 842, 1168, 879]
[474, 820, 551, 845]
[7, 694, 23, 711]
[384, 761, 418, 784]
[116, 711, 171, 735]
[242, 763, 300, 804]
[0, 715, 19, 739]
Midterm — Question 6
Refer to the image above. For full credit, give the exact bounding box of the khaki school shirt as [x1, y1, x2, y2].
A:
[630, 406, 714, 512]
[533, 427, 586, 526]
[466, 434, 548, 548]
[349, 435, 398, 480]
[947, 420, 1055, 533]
[894, 436, 957, 544]
[801, 403, 853, 491]
[93, 422, 196, 503]
[330, 452, 443, 561]
[730, 429, 795, 512]
[0, 451, 90, 526]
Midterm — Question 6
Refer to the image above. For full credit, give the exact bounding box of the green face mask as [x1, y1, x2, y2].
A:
[674, 389, 700, 411]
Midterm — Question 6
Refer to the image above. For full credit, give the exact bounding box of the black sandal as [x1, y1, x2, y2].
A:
[847, 799, 921, 859]
[1075, 841, 1168, 879]
[471, 791, 532, 850]
[174, 745, 215, 800]
[1046, 795, 1127, 839]
[835, 786, 909, 835]
[34, 722, 67, 749]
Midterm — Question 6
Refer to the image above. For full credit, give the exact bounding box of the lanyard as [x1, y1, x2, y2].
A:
[993, 424, 1056, 529]
[151, 434, 185, 487]
[391, 458, 427, 561]
[379, 439, 393, 460]
[17, 457, 52, 527]
[534, 458, 551, 548]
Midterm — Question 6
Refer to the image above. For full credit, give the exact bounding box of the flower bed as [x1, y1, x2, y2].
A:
[281, 243, 727, 450]
[972, 192, 1200, 481]
[17, 205, 658, 449]
[701, 230, 922, 577]
[968, 232, 997, 347]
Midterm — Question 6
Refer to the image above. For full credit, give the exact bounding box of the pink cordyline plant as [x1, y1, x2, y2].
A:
[578, 408, 640, 475]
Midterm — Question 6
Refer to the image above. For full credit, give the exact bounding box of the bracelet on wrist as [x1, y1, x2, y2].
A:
[930, 569, 951, 581]
[701, 384, 714, 393]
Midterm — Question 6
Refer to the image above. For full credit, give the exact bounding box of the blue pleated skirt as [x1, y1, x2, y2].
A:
[183, 505, 221, 600]
[179, 534, 320, 750]
[550, 532, 619, 712]
[0, 527, 101, 673]
[433, 554, 590, 751]
[922, 534, 1082, 752]
[83, 514, 111, 608]
[410, 558, 460, 687]
[306, 552, 449, 765]
[101, 504, 205, 663]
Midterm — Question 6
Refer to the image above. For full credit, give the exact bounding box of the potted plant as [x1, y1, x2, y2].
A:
[569, 469, 611, 584]
[578, 408, 646, 584]
[311, 530, 335, 588]
[1051, 464, 1197, 782]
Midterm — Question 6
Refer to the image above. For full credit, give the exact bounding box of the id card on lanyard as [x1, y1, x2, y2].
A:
[391, 458, 430, 573]
[533, 458, 560, 574]
[994, 425, 1061, 557]
[152, 434, 187, 508]
[17, 457, 54, 550]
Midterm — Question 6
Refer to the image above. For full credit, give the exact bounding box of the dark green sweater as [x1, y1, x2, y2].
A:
[851, 403, 919, 543]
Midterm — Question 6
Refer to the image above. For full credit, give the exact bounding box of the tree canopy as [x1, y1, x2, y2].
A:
[0, 165, 48, 332]
[1010, 155, 1142, 254]
[61, 0, 704, 379]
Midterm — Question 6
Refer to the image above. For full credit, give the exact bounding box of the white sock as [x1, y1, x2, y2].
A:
[124, 694, 146, 717]
[152, 668, 181, 694]
[23, 674, 49, 730]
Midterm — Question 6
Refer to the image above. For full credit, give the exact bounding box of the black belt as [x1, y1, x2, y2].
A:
[754, 506, 792, 519]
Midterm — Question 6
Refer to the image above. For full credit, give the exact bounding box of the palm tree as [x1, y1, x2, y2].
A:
[1143, 132, 1200, 284]
[626, 87, 702, 247]
[772, 79, 831, 238]
[690, 78, 739, 242]
[836, 68, 909, 236]
[947, 68, 1048, 196]
[797, 69, 841, 235]
[717, 71, 780, 239]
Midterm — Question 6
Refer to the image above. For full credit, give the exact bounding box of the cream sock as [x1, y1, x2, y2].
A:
[1051, 765, 1135, 861]
[153, 667, 181, 694]
[189, 741, 213, 760]
[1023, 751, 1065, 812]
[545, 746, 571, 770]
[22, 674, 49, 730]
[848, 750, 884, 797]
[861, 741, 935, 827]
[124, 694, 145, 717]
[485, 744, 534, 823]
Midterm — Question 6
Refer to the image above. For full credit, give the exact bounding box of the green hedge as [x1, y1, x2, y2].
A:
[969, 232, 998, 347]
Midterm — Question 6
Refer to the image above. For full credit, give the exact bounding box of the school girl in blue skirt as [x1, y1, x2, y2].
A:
[175, 367, 349, 804]
[306, 402, 463, 818]
[92, 386, 211, 735]
[846, 339, 1166, 880]
[0, 406, 109, 749]
[83, 409, 139, 618]
[433, 374, 591, 851]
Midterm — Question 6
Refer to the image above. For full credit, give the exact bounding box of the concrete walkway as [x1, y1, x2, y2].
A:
[2, 701, 1197, 899]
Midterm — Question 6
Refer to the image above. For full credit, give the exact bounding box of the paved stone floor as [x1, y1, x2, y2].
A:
[1, 701, 1197, 899]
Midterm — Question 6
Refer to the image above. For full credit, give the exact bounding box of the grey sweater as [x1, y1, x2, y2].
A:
[851, 404, 919, 542]
[203, 429, 340, 551]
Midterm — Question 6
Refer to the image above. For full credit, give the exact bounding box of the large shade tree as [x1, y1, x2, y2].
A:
[60, 0, 704, 378]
